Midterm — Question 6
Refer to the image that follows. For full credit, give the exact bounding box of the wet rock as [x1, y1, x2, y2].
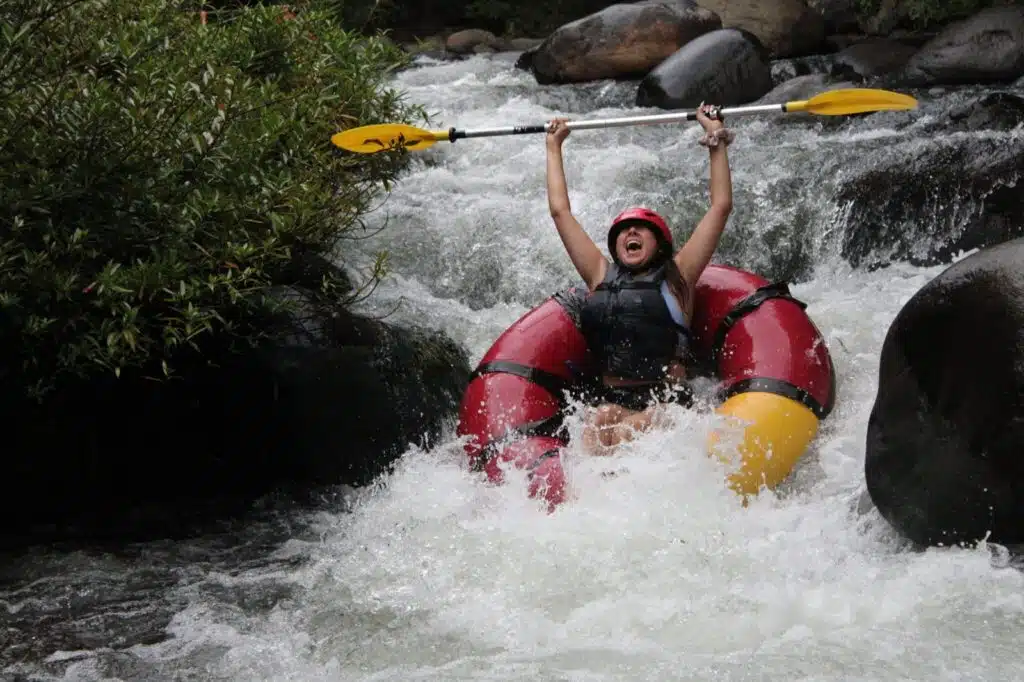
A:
[695, 0, 827, 57]
[757, 72, 858, 103]
[754, 73, 859, 125]
[770, 53, 836, 86]
[528, 0, 721, 84]
[515, 46, 536, 71]
[836, 130, 1024, 269]
[446, 28, 500, 54]
[889, 7, 1024, 87]
[636, 28, 774, 109]
[507, 37, 543, 52]
[830, 37, 917, 81]
[865, 237, 1024, 547]
[944, 91, 1024, 132]
[2, 251, 471, 546]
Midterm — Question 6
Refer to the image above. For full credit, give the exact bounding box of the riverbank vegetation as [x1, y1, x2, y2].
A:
[855, 0, 1021, 29]
[0, 0, 424, 400]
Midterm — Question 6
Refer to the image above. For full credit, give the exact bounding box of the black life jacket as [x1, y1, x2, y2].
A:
[579, 262, 692, 383]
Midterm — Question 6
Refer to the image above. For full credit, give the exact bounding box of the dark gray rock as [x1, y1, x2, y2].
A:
[635, 28, 774, 109]
[757, 73, 859, 103]
[754, 73, 859, 126]
[770, 53, 836, 86]
[865, 237, 1024, 547]
[830, 38, 917, 81]
[2, 252, 471, 546]
[836, 106, 1024, 269]
[890, 7, 1024, 87]
[944, 91, 1024, 132]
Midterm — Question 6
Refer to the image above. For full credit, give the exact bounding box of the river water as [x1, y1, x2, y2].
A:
[3, 53, 1024, 681]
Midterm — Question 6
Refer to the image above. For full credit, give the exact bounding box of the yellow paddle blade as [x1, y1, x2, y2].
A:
[788, 88, 919, 116]
[330, 123, 448, 153]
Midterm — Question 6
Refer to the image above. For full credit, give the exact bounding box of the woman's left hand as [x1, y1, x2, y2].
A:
[695, 102, 724, 133]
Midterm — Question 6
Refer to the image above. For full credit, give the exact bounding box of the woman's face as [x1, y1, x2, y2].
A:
[615, 224, 659, 268]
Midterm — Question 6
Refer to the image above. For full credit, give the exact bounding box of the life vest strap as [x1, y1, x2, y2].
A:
[710, 281, 836, 419]
[466, 360, 573, 471]
[526, 448, 561, 474]
[468, 413, 567, 472]
[710, 282, 806, 367]
[470, 360, 570, 401]
[719, 377, 829, 419]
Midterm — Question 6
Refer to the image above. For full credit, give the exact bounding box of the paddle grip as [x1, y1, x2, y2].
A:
[453, 125, 548, 141]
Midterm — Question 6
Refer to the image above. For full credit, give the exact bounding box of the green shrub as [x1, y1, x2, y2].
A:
[0, 0, 425, 400]
[898, 0, 987, 26]
[855, 0, 1024, 29]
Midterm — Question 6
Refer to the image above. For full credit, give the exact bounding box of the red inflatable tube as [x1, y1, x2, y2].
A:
[457, 293, 589, 509]
[689, 264, 835, 415]
[456, 264, 836, 509]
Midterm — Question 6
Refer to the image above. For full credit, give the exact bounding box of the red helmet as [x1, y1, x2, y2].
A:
[607, 207, 672, 262]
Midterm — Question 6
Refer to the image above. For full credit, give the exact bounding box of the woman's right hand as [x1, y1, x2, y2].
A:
[547, 117, 570, 148]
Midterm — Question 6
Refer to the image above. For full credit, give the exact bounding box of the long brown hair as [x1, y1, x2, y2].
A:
[658, 242, 689, 314]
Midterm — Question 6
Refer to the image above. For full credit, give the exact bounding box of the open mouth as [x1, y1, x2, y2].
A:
[625, 237, 643, 253]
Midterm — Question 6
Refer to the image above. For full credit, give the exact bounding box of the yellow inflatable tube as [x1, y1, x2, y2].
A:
[707, 391, 820, 496]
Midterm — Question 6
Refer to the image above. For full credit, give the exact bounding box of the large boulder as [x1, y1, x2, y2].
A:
[693, 0, 827, 57]
[836, 92, 1024, 269]
[635, 28, 773, 109]
[830, 38, 917, 81]
[756, 73, 862, 104]
[527, 0, 721, 84]
[445, 28, 501, 54]
[2, 254, 472, 546]
[888, 6, 1024, 87]
[865, 237, 1024, 547]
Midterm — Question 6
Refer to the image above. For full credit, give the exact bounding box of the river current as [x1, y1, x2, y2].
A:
[3, 52, 1023, 681]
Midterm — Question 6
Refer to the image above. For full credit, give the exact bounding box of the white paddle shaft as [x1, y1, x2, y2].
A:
[453, 103, 787, 140]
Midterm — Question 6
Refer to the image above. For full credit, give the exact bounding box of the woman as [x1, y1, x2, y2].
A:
[545, 103, 734, 454]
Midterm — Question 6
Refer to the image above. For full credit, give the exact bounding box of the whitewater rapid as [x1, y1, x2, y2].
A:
[9, 53, 1024, 682]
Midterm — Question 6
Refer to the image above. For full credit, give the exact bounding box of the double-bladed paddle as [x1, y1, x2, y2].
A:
[330, 88, 918, 154]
